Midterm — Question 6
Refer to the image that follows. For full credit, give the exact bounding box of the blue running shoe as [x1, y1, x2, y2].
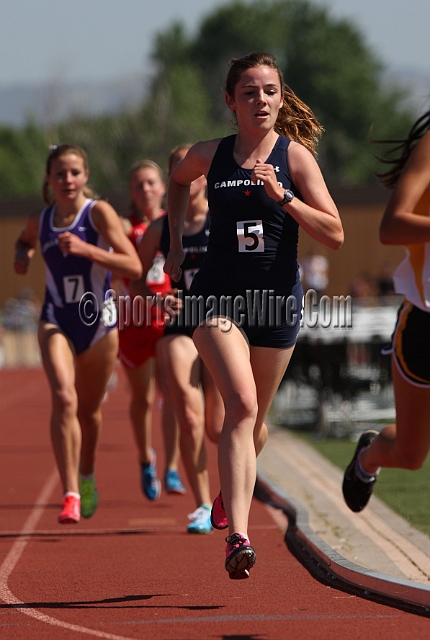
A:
[187, 505, 212, 534]
[164, 469, 186, 494]
[141, 449, 161, 501]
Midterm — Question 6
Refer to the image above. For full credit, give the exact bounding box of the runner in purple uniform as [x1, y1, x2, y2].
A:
[14, 144, 141, 524]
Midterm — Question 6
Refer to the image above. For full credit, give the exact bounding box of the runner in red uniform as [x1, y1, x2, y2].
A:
[118, 160, 185, 499]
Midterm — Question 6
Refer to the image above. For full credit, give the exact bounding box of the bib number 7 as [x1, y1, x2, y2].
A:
[237, 220, 264, 253]
[63, 275, 85, 303]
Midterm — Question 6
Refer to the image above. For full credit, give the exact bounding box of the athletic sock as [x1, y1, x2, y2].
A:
[63, 491, 80, 499]
[356, 451, 380, 483]
[80, 472, 94, 482]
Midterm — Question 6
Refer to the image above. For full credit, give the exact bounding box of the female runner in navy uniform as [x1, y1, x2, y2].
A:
[14, 144, 142, 524]
[164, 52, 343, 579]
[135, 144, 224, 534]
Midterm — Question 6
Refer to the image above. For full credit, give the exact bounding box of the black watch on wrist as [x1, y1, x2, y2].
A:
[277, 189, 294, 206]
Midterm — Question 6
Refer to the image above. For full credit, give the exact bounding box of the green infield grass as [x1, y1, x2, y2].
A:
[295, 431, 430, 537]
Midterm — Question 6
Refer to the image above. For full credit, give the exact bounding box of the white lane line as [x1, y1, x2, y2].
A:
[0, 468, 133, 640]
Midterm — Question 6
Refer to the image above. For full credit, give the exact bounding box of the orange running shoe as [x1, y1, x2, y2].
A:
[58, 494, 80, 524]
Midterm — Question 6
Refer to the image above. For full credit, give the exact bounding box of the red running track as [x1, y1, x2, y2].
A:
[0, 367, 429, 640]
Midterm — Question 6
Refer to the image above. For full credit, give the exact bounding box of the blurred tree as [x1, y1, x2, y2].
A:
[150, 0, 413, 184]
[0, 123, 46, 196]
[144, 23, 227, 157]
[0, 0, 414, 198]
[57, 112, 144, 197]
[279, 1, 411, 183]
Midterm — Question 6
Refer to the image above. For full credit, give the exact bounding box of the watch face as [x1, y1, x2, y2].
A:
[278, 189, 294, 205]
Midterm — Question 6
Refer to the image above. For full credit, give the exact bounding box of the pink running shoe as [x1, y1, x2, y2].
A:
[225, 533, 256, 580]
[211, 491, 228, 530]
[58, 495, 80, 524]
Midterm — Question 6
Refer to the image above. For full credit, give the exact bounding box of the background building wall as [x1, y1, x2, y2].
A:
[298, 203, 404, 298]
[0, 189, 405, 306]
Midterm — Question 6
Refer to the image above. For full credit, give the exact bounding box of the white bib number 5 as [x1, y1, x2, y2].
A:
[237, 220, 264, 253]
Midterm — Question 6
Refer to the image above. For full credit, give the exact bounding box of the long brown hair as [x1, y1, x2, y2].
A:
[43, 144, 98, 205]
[376, 110, 430, 188]
[225, 52, 323, 156]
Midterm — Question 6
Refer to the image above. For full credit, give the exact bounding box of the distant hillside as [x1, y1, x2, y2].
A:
[0, 66, 428, 129]
[0, 74, 149, 127]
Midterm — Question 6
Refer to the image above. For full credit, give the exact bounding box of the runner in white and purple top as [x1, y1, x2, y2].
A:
[39, 198, 115, 354]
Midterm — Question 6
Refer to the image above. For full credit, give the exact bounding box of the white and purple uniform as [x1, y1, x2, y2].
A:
[39, 199, 115, 354]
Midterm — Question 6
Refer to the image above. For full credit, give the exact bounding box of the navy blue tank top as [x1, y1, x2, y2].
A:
[190, 134, 300, 298]
[160, 212, 211, 293]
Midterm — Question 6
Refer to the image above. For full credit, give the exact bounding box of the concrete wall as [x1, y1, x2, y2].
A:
[0, 215, 46, 306]
[0, 187, 404, 306]
[298, 203, 404, 298]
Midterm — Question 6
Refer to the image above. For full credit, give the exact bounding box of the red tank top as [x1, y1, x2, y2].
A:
[124, 211, 171, 296]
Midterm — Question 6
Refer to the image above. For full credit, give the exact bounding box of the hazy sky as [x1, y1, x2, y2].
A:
[0, 0, 429, 86]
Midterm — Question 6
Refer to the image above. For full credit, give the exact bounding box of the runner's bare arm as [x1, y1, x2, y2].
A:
[165, 139, 220, 281]
[14, 212, 39, 275]
[284, 141, 343, 250]
[130, 216, 163, 298]
[380, 131, 430, 245]
[60, 200, 142, 279]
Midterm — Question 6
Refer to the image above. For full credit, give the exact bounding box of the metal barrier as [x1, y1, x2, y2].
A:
[274, 301, 400, 435]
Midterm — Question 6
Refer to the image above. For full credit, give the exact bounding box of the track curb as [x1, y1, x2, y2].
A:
[255, 470, 430, 615]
